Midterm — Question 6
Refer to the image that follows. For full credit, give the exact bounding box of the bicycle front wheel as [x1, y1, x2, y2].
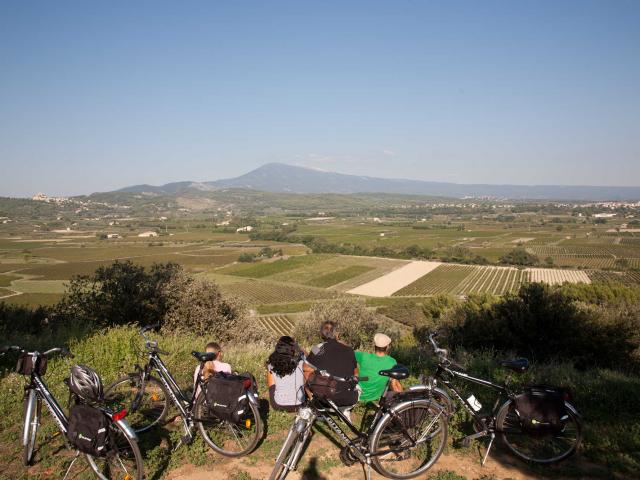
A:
[105, 374, 169, 433]
[496, 399, 583, 464]
[194, 392, 263, 457]
[22, 390, 40, 466]
[269, 420, 306, 480]
[86, 420, 144, 480]
[370, 399, 448, 479]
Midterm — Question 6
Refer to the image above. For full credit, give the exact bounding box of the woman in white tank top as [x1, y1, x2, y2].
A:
[266, 336, 306, 412]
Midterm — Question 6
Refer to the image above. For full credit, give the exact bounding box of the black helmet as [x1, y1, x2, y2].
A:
[69, 364, 103, 402]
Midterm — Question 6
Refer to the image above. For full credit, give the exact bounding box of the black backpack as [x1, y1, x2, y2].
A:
[205, 372, 251, 423]
[515, 386, 569, 436]
[67, 404, 111, 456]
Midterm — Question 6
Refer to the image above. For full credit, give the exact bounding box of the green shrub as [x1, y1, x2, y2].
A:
[238, 252, 256, 262]
[499, 247, 538, 266]
[161, 271, 269, 343]
[294, 297, 402, 350]
[55, 260, 182, 328]
[439, 283, 640, 371]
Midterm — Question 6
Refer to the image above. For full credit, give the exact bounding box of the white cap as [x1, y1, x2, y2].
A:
[374, 333, 392, 348]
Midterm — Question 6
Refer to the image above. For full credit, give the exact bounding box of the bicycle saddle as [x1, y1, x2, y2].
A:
[191, 351, 217, 362]
[379, 364, 409, 380]
[499, 358, 529, 373]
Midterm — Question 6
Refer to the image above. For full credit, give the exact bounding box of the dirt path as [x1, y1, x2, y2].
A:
[347, 261, 441, 297]
[163, 431, 609, 480]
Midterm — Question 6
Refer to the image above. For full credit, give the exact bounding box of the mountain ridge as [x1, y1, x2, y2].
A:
[112, 163, 640, 201]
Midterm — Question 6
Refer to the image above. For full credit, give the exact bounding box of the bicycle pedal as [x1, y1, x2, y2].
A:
[181, 433, 194, 445]
[461, 437, 472, 448]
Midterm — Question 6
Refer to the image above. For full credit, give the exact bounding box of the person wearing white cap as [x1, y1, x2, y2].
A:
[354, 333, 403, 403]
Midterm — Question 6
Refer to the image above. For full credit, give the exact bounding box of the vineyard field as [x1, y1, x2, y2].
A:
[393, 265, 475, 296]
[305, 265, 374, 288]
[258, 315, 295, 336]
[220, 279, 336, 305]
[393, 264, 526, 296]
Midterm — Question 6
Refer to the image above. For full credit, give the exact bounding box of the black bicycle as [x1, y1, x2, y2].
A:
[104, 325, 262, 456]
[1, 345, 143, 480]
[425, 332, 583, 465]
[269, 354, 448, 480]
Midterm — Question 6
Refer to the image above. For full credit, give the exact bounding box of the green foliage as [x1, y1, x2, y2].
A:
[440, 283, 640, 371]
[0, 302, 51, 337]
[238, 252, 256, 262]
[294, 297, 402, 350]
[161, 271, 263, 341]
[559, 281, 640, 305]
[378, 299, 428, 328]
[499, 247, 539, 266]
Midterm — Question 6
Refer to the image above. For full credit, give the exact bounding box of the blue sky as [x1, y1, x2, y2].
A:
[1, 1, 639, 196]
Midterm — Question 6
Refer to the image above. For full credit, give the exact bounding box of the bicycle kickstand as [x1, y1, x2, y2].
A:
[481, 432, 495, 466]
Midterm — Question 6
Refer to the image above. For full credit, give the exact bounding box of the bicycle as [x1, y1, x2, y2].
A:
[269, 354, 448, 480]
[1, 345, 143, 480]
[104, 324, 263, 456]
[425, 332, 583, 465]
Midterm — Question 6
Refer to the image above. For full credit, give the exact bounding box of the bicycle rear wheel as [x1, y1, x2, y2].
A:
[370, 399, 448, 479]
[194, 392, 263, 457]
[86, 421, 144, 480]
[22, 390, 40, 466]
[496, 399, 583, 464]
[105, 374, 169, 433]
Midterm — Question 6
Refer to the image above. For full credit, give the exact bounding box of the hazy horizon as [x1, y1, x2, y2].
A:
[2, 1, 639, 197]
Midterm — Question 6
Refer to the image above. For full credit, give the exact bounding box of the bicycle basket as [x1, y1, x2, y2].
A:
[16, 352, 47, 376]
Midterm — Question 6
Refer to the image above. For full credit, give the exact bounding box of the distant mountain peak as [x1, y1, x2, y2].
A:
[112, 163, 640, 201]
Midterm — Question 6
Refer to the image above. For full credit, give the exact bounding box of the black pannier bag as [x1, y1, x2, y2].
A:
[306, 372, 339, 400]
[16, 352, 47, 376]
[515, 385, 569, 435]
[67, 404, 111, 456]
[205, 372, 251, 423]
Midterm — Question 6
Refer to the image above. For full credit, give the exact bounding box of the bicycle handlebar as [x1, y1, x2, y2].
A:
[43, 347, 74, 359]
[1, 345, 73, 358]
[140, 324, 159, 335]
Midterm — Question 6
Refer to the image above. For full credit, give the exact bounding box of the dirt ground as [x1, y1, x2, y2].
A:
[164, 432, 614, 480]
[347, 261, 442, 297]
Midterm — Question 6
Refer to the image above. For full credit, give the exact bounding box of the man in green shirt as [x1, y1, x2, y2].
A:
[355, 333, 403, 403]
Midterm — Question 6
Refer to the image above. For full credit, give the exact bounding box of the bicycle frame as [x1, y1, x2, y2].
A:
[26, 371, 69, 437]
[134, 351, 199, 436]
[434, 363, 512, 427]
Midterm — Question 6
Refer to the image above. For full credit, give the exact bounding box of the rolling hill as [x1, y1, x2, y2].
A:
[114, 163, 640, 201]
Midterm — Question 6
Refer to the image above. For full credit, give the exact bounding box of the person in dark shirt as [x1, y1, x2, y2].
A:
[305, 320, 359, 409]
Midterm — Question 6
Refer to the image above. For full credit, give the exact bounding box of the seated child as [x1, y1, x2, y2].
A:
[193, 342, 232, 396]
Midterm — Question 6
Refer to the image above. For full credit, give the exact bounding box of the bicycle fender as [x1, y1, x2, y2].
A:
[114, 419, 138, 441]
[246, 390, 259, 406]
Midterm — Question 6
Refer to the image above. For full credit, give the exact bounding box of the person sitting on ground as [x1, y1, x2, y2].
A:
[304, 320, 359, 413]
[193, 341, 232, 396]
[266, 336, 305, 412]
[355, 333, 403, 404]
